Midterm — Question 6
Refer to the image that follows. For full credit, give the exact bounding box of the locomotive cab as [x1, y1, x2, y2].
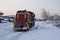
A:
[14, 10, 35, 31]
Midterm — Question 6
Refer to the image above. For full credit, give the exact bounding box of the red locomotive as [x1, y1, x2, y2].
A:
[14, 10, 35, 31]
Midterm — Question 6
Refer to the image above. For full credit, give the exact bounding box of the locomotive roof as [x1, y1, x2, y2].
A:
[17, 10, 34, 14]
[27, 11, 34, 14]
[17, 10, 26, 13]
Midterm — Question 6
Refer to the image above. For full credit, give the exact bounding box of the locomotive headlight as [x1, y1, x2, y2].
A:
[24, 14, 27, 18]
[16, 14, 19, 18]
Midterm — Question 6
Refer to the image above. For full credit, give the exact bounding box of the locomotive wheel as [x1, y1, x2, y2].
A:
[30, 23, 34, 27]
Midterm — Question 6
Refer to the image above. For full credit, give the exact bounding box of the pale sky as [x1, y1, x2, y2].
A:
[0, 0, 60, 18]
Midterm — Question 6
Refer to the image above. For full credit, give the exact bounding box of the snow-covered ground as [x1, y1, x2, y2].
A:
[0, 21, 60, 40]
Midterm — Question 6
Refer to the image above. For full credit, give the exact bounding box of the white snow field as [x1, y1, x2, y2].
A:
[0, 21, 60, 40]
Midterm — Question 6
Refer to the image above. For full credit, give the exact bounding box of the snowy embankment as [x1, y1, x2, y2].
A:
[0, 22, 13, 39]
[0, 21, 60, 40]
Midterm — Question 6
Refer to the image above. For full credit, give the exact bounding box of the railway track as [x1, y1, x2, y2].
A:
[0, 31, 25, 40]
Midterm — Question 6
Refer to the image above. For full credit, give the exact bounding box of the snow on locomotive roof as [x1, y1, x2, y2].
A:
[17, 10, 26, 13]
[16, 10, 34, 14]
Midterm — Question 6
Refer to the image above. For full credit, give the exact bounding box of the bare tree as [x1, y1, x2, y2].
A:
[41, 8, 49, 20]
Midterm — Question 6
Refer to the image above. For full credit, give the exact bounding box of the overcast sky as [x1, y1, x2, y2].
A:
[0, 0, 60, 18]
